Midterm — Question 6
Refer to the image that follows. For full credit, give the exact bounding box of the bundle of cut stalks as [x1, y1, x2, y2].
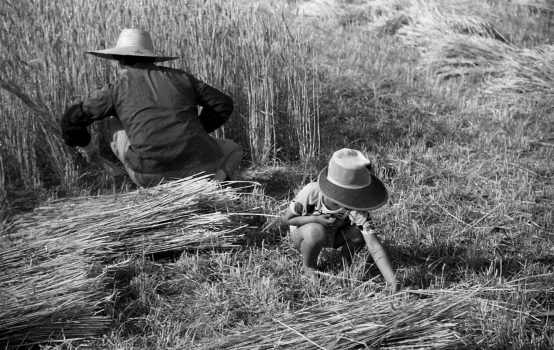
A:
[394, 4, 554, 98]
[0, 253, 110, 347]
[13, 175, 250, 260]
[514, 0, 554, 11]
[1, 175, 254, 346]
[205, 291, 478, 349]
[483, 45, 554, 97]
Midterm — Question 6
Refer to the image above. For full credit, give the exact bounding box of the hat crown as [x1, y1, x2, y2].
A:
[317, 148, 388, 211]
[327, 149, 372, 189]
[115, 29, 154, 50]
[86, 28, 179, 62]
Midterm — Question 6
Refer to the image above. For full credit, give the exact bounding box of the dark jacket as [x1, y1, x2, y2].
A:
[61, 63, 233, 174]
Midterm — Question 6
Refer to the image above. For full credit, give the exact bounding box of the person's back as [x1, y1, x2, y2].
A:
[86, 63, 228, 174]
[61, 28, 242, 187]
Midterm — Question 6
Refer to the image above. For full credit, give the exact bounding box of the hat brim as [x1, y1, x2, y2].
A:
[317, 167, 388, 211]
[86, 47, 179, 63]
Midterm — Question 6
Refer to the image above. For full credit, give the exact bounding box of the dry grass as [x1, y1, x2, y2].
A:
[398, 24, 554, 100]
[0, 0, 321, 191]
[0, 176, 258, 347]
[13, 175, 252, 258]
[355, 0, 554, 102]
[201, 284, 553, 349]
[207, 291, 472, 349]
[0, 254, 110, 346]
[2, 0, 554, 349]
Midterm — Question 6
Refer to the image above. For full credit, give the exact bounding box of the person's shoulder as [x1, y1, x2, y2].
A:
[299, 181, 319, 193]
[159, 66, 197, 82]
[114, 68, 134, 83]
[96, 75, 123, 94]
[156, 64, 182, 72]
[152, 65, 181, 74]
[295, 181, 320, 201]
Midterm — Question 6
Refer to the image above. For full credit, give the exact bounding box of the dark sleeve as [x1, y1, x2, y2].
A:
[187, 73, 234, 133]
[60, 102, 94, 147]
[60, 86, 117, 147]
[82, 86, 117, 121]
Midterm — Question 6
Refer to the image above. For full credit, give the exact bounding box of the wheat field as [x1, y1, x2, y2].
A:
[1, 0, 554, 348]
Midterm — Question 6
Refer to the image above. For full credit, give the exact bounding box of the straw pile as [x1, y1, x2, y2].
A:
[1, 175, 252, 347]
[13, 175, 249, 259]
[379, 1, 554, 99]
[0, 254, 110, 347]
[396, 9, 516, 78]
[207, 291, 477, 349]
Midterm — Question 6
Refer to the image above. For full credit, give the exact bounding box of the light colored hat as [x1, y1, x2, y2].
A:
[317, 148, 388, 211]
[86, 28, 179, 62]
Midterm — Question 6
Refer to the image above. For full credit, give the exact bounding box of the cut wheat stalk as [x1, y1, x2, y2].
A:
[2, 0, 321, 191]
[1, 175, 258, 346]
[91, 154, 128, 177]
[202, 287, 516, 350]
[0, 253, 111, 346]
[394, 5, 554, 100]
[0, 70, 125, 179]
[12, 175, 253, 260]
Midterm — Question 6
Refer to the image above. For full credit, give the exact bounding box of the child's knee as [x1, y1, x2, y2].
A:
[306, 231, 327, 248]
[299, 223, 327, 246]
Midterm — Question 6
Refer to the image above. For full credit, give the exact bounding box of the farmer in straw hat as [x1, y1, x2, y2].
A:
[61, 28, 242, 187]
[283, 148, 398, 291]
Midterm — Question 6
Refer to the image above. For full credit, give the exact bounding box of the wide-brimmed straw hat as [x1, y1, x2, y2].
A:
[318, 148, 388, 211]
[86, 28, 179, 62]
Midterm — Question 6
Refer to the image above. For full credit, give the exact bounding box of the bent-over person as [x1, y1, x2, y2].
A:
[61, 28, 242, 187]
[283, 148, 398, 292]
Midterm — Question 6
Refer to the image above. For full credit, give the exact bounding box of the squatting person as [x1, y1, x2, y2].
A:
[60, 28, 242, 187]
[282, 148, 398, 292]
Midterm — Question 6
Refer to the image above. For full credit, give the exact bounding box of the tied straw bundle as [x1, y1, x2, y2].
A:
[393, 5, 554, 99]
[0, 254, 111, 347]
[205, 291, 478, 349]
[1, 175, 256, 346]
[13, 174, 252, 259]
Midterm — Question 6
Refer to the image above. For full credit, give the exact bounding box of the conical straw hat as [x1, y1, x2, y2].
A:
[86, 28, 179, 62]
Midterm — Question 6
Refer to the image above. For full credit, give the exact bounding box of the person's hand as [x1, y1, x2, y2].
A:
[76, 142, 98, 163]
[317, 214, 338, 228]
[387, 280, 401, 294]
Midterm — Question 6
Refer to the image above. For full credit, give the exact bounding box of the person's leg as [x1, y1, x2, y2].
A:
[107, 117, 159, 188]
[107, 117, 129, 164]
[291, 223, 327, 277]
[214, 139, 243, 181]
[333, 225, 366, 266]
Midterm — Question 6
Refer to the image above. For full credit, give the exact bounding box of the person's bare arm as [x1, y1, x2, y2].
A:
[362, 230, 398, 293]
[282, 207, 336, 228]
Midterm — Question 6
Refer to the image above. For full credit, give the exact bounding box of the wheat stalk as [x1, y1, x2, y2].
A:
[1, 175, 257, 346]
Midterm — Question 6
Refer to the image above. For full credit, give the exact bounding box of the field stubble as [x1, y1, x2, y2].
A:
[1, 0, 554, 349]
